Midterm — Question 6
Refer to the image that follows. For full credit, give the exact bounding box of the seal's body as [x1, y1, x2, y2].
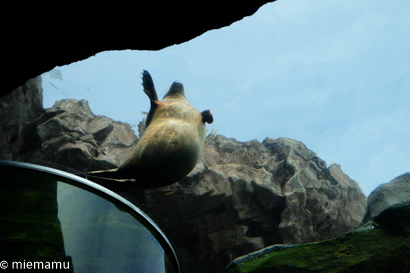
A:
[87, 70, 213, 190]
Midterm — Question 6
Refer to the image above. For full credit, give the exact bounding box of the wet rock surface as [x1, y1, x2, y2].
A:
[1, 80, 368, 273]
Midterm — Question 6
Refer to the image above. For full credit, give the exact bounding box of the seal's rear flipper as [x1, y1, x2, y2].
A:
[91, 176, 138, 192]
[76, 171, 139, 192]
[141, 70, 159, 128]
[86, 169, 119, 179]
[141, 70, 158, 101]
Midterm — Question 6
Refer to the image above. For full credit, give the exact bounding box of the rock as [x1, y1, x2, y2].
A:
[3, 96, 138, 173]
[360, 172, 410, 226]
[0, 76, 44, 161]
[120, 135, 367, 273]
[224, 201, 410, 273]
[2, 2, 272, 96]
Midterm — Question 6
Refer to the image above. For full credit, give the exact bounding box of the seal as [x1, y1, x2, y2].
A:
[86, 70, 213, 190]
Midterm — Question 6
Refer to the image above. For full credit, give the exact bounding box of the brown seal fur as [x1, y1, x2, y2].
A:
[86, 70, 213, 190]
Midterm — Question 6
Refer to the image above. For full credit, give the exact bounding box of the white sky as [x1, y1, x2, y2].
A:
[41, 0, 410, 196]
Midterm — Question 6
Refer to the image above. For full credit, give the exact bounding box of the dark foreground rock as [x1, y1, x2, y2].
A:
[0, 77, 44, 161]
[0, 80, 368, 273]
[224, 201, 410, 273]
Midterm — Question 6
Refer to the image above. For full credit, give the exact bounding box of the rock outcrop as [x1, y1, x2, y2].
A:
[24, 98, 138, 173]
[225, 193, 410, 273]
[0, 80, 367, 273]
[0, 83, 139, 174]
[360, 172, 410, 226]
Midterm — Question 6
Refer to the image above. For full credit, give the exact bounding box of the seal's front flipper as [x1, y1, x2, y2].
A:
[201, 110, 213, 124]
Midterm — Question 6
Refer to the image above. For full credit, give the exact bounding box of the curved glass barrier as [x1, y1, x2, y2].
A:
[0, 160, 180, 273]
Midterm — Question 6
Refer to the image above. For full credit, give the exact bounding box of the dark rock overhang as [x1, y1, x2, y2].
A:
[1, 1, 274, 98]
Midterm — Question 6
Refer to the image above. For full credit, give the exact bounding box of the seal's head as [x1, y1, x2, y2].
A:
[163, 81, 185, 99]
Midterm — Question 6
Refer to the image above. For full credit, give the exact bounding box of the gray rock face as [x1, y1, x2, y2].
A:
[0, 85, 138, 173]
[32, 98, 138, 172]
[121, 135, 367, 273]
[360, 172, 410, 226]
[1, 81, 367, 273]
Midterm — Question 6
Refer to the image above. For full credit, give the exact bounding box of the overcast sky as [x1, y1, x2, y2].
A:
[41, 0, 410, 196]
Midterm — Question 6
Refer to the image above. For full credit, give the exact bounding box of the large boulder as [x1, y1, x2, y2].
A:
[360, 172, 410, 226]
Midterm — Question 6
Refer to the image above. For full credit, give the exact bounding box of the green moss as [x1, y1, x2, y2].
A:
[225, 203, 410, 273]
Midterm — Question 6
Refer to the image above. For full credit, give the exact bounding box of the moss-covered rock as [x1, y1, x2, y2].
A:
[224, 202, 410, 273]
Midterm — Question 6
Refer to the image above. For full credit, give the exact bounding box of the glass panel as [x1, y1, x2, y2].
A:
[0, 161, 179, 273]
